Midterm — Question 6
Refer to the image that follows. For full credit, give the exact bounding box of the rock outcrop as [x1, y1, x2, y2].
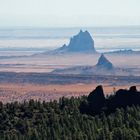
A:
[80, 85, 140, 116]
[96, 54, 114, 70]
[52, 54, 115, 75]
[44, 30, 96, 54]
[87, 85, 106, 113]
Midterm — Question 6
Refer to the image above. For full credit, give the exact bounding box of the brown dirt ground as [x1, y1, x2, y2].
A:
[0, 83, 140, 103]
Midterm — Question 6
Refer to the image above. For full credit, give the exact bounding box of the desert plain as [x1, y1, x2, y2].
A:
[0, 53, 140, 103]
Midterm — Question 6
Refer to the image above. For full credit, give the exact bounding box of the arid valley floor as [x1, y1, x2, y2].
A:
[0, 82, 140, 103]
[0, 50, 140, 103]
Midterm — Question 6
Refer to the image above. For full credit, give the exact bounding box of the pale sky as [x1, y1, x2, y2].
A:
[0, 0, 140, 27]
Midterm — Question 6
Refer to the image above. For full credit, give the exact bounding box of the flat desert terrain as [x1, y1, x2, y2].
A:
[0, 53, 140, 73]
[0, 82, 140, 103]
[0, 53, 140, 103]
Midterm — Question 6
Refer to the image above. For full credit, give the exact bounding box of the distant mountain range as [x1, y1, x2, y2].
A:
[105, 49, 140, 55]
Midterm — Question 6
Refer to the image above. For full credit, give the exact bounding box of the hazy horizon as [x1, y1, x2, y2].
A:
[0, 25, 140, 29]
[0, 0, 140, 27]
[0, 26, 140, 55]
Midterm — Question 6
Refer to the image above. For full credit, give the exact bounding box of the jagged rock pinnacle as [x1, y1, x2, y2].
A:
[57, 30, 96, 53]
[96, 54, 114, 69]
